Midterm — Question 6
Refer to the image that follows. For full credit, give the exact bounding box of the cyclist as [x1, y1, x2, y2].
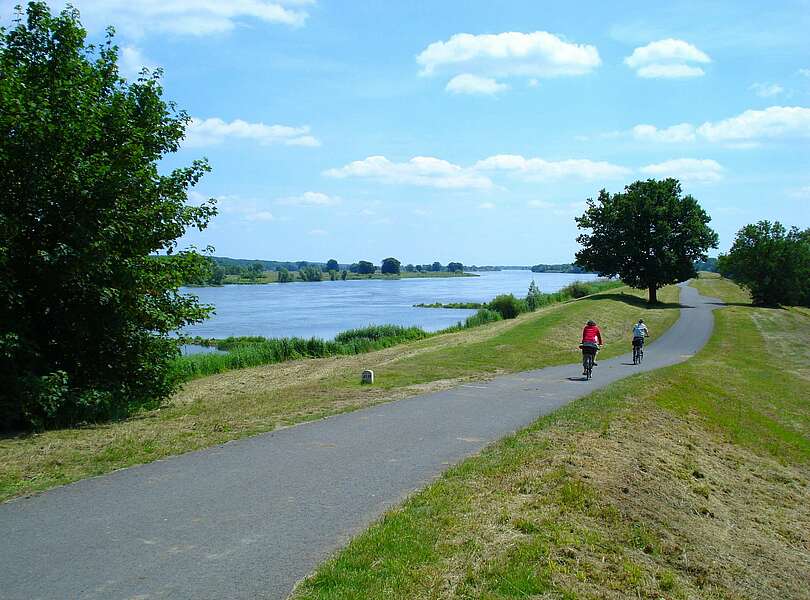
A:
[580, 320, 603, 375]
[632, 319, 649, 353]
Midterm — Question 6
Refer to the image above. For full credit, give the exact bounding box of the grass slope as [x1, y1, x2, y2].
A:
[291, 277, 810, 600]
[0, 285, 679, 502]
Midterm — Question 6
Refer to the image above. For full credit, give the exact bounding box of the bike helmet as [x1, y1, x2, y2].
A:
[587, 320, 596, 326]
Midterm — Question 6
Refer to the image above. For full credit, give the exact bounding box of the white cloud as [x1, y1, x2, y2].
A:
[696, 106, 810, 142]
[184, 118, 320, 148]
[119, 45, 157, 79]
[632, 123, 696, 143]
[325, 153, 633, 192]
[213, 195, 275, 222]
[640, 159, 723, 183]
[630, 106, 810, 145]
[417, 31, 600, 91]
[45, 0, 312, 36]
[324, 156, 493, 190]
[277, 191, 340, 206]
[308, 228, 328, 236]
[479, 202, 496, 209]
[445, 74, 509, 95]
[625, 39, 710, 78]
[636, 64, 706, 78]
[474, 154, 631, 181]
[527, 200, 554, 208]
[749, 82, 785, 97]
[799, 68, 810, 78]
[788, 185, 810, 199]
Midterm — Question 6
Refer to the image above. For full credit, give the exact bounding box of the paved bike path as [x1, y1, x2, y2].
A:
[0, 283, 721, 600]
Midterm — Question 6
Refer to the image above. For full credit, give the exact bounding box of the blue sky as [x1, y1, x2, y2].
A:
[5, 1, 810, 264]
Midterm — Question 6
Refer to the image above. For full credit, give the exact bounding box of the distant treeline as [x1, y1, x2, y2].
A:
[183, 256, 471, 285]
[528, 259, 719, 274]
[694, 257, 719, 272]
[530, 263, 592, 274]
[211, 256, 336, 272]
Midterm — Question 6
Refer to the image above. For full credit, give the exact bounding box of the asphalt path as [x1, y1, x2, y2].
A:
[0, 283, 721, 600]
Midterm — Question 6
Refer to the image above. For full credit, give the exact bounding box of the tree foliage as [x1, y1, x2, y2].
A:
[447, 261, 464, 272]
[718, 221, 810, 306]
[575, 179, 717, 303]
[356, 260, 375, 275]
[298, 265, 323, 282]
[246, 262, 264, 280]
[0, 3, 216, 429]
[381, 257, 401, 275]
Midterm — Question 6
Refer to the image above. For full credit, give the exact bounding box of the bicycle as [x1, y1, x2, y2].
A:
[581, 345, 598, 380]
[632, 337, 645, 365]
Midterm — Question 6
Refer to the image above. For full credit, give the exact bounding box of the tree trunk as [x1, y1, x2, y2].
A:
[648, 285, 658, 304]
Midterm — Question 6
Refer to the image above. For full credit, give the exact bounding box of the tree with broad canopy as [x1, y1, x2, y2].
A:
[381, 257, 401, 275]
[575, 179, 718, 303]
[718, 221, 810, 306]
[0, 3, 217, 429]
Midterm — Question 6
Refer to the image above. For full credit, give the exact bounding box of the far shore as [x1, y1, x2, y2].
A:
[193, 270, 479, 287]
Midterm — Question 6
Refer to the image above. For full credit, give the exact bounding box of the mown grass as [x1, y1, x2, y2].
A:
[0, 284, 680, 501]
[291, 277, 810, 600]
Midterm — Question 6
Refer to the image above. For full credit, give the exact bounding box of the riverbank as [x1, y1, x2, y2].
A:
[291, 276, 810, 600]
[221, 270, 478, 285]
[173, 280, 623, 380]
[0, 284, 680, 501]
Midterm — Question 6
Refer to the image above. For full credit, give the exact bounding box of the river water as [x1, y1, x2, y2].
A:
[179, 270, 597, 342]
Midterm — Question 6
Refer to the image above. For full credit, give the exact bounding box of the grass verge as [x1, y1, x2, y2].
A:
[291, 277, 810, 600]
[0, 284, 680, 502]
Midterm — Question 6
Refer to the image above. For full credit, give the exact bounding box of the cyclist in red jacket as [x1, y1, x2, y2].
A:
[580, 320, 603, 375]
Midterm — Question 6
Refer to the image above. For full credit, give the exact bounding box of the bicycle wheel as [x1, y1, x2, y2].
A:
[638, 347, 644, 364]
[632, 346, 638, 365]
[586, 354, 593, 379]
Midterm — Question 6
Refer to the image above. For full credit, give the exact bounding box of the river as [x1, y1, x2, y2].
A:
[179, 270, 597, 342]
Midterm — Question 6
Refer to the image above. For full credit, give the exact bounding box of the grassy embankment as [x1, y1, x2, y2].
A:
[222, 270, 477, 284]
[0, 284, 680, 502]
[291, 276, 810, 600]
[173, 281, 623, 381]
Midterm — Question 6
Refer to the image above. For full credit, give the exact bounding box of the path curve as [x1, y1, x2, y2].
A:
[0, 283, 722, 600]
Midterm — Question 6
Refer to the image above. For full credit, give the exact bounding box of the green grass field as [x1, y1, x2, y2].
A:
[0, 284, 679, 501]
[291, 277, 810, 600]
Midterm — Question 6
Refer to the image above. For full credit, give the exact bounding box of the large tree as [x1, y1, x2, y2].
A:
[0, 3, 216, 429]
[381, 257, 401, 275]
[575, 179, 717, 303]
[356, 260, 375, 275]
[718, 221, 810, 306]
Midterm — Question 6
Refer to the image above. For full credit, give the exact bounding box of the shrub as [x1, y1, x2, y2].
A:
[560, 281, 593, 298]
[488, 294, 525, 319]
[525, 280, 543, 311]
[462, 308, 502, 328]
[299, 266, 323, 282]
